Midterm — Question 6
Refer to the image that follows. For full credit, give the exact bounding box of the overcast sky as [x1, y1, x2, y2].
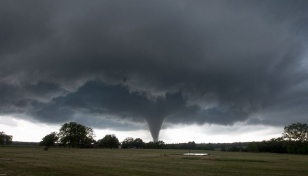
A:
[1, 0, 308, 142]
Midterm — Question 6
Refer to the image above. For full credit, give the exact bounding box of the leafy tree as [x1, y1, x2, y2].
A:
[39, 132, 58, 147]
[133, 138, 144, 148]
[144, 141, 165, 149]
[188, 141, 196, 149]
[284, 141, 308, 154]
[58, 122, 95, 148]
[121, 137, 134, 148]
[98, 134, 119, 149]
[121, 137, 144, 148]
[267, 137, 286, 153]
[0, 132, 12, 145]
[283, 122, 308, 142]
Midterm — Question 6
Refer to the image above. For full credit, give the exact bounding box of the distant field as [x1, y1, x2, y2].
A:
[0, 146, 307, 176]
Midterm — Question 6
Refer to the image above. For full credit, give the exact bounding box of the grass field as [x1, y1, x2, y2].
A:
[0, 146, 307, 176]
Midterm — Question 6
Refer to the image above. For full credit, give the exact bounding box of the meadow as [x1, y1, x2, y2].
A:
[0, 146, 307, 176]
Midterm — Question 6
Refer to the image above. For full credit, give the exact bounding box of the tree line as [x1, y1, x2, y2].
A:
[0, 131, 12, 145]
[39, 122, 140, 149]
[246, 122, 308, 154]
[3, 121, 307, 154]
[38, 122, 173, 149]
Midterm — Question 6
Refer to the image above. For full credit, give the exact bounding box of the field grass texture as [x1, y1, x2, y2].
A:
[0, 146, 307, 176]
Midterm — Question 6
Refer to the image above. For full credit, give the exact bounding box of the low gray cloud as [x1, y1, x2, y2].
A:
[1, 0, 308, 140]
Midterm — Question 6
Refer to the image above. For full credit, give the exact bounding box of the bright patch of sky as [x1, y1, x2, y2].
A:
[0, 116, 282, 143]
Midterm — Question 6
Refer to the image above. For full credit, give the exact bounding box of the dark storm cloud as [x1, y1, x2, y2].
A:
[30, 81, 189, 141]
[1, 0, 308, 140]
[0, 81, 65, 113]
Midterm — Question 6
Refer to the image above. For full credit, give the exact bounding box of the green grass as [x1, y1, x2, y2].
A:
[0, 146, 307, 176]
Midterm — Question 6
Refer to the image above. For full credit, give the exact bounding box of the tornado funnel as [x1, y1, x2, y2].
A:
[145, 116, 165, 142]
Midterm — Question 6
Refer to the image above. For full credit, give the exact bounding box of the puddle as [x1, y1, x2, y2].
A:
[183, 153, 208, 156]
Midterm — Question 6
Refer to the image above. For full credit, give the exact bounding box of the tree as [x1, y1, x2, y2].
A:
[121, 137, 134, 148]
[246, 123, 308, 154]
[144, 141, 165, 149]
[187, 141, 196, 149]
[0, 132, 12, 145]
[39, 132, 58, 147]
[58, 122, 95, 148]
[133, 138, 144, 148]
[98, 134, 119, 149]
[121, 137, 144, 149]
[283, 122, 308, 142]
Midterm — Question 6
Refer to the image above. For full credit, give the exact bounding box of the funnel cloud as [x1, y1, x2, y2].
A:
[1, 1, 308, 141]
[145, 117, 164, 142]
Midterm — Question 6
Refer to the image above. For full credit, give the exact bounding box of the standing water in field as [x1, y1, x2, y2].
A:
[183, 153, 208, 156]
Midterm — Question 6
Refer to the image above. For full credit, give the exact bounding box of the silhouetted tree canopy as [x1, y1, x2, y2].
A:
[133, 138, 144, 148]
[121, 137, 134, 148]
[144, 141, 165, 149]
[188, 141, 196, 149]
[283, 122, 308, 142]
[58, 122, 95, 148]
[247, 123, 308, 154]
[0, 132, 12, 145]
[121, 137, 144, 148]
[39, 132, 58, 147]
[98, 134, 119, 149]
